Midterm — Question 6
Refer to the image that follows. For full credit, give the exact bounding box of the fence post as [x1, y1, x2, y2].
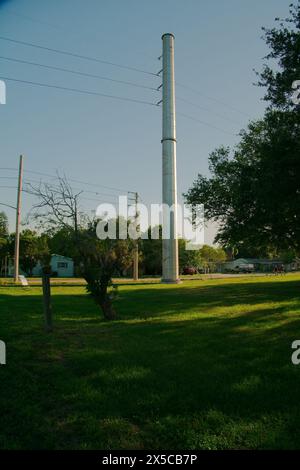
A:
[42, 273, 53, 332]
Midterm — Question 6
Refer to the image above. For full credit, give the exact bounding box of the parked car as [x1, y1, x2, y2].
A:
[234, 264, 255, 274]
[182, 266, 198, 275]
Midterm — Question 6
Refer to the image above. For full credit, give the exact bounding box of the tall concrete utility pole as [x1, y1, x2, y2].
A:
[14, 154, 23, 283]
[161, 33, 180, 283]
[133, 192, 139, 281]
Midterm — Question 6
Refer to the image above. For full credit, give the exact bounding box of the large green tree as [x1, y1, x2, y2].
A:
[257, 1, 300, 109]
[46, 227, 78, 260]
[185, 2, 300, 256]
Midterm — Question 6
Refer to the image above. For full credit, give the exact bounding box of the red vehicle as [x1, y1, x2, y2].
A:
[182, 266, 198, 275]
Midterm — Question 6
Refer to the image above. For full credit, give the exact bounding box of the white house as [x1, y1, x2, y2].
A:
[32, 254, 74, 278]
[50, 254, 74, 277]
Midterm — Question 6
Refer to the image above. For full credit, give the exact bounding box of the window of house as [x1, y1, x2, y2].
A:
[57, 262, 68, 269]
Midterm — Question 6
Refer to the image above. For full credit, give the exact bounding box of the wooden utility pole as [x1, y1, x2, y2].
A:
[14, 155, 23, 283]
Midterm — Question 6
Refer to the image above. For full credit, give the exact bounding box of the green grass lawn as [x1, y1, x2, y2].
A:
[1, 275, 300, 449]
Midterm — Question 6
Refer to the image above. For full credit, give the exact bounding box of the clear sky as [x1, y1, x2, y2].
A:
[0, 0, 291, 242]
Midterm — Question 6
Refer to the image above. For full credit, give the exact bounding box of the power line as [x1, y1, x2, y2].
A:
[176, 96, 241, 125]
[0, 55, 158, 92]
[0, 167, 132, 194]
[24, 170, 131, 193]
[177, 111, 238, 136]
[0, 76, 158, 107]
[80, 195, 119, 203]
[22, 184, 119, 204]
[176, 82, 251, 118]
[0, 176, 17, 179]
[4, 10, 67, 31]
[6, 175, 131, 201]
[1, 180, 132, 209]
[23, 180, 123, 200]
[66, 177, 131, 194]
[0, 35, 158, 77]
[157, 102, 238, 136]
[4, 10, 158, 63]
[0, 179, 130, 199]
[0, 202, 16, 210]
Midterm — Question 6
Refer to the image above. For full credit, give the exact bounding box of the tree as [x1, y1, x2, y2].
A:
[185, 2, 300, 256]
[17, 230, 50, 276]
[27, 174, 82, 233]
[0, 211, 8, 237]
[280, 248, 298, 264]
[178, 239, 202, 272]
[77, 221, 133, 320]
[46, 227, 78, 260]
[199, 245, 226, 272]
[29, 176, 134, 320]
[140, 226, 162, 276]
[257, 1, 300, 109]
[185, 110, 300, 255]
[0, 212, 9, 275]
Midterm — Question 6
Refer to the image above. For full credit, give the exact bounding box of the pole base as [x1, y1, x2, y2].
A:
[161, 278, 182, 284]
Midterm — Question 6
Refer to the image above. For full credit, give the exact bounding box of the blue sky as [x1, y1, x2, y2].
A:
[0, 0, 291, 242]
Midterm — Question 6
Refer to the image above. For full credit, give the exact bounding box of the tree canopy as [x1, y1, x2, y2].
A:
[0, 211, 8, 238]
[185, 2, 300, 257]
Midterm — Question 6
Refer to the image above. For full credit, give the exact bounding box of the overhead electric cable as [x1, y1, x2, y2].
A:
[0, 55, 158, 91]
[177, 112, 238, 136]
[0, 35, 158, 77]
[0, 76, 158, 107]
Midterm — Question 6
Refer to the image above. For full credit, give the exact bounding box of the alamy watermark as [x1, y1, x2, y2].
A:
[0, 80, 6, 105]
[291, 340, 300, 365]
[95, 197, 205, 250]
[292, 80, 300, 105]
[0, 340, 6, 365]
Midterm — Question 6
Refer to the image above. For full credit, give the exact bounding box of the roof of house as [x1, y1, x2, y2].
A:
[243, 258, 282, 264]
[232, 258, 283, 264]
[51, 254, 73, 261]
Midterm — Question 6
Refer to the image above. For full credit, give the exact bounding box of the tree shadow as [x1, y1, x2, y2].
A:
[1, 277, 300, 449]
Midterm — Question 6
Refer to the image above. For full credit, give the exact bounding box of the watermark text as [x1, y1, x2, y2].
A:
[0, 340, 6, 365]
[95, 197, 204, 250]
[0, 80, 6, 105]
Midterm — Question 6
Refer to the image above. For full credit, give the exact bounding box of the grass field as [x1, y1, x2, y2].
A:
[1, 274, 300, 449]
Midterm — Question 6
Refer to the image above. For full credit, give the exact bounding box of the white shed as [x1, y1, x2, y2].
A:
[50, 254, 74, 277]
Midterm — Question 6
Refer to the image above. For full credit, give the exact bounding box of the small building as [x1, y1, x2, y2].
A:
[286, 258, 300, 272]
[50, 254, 74, 277]
[32, 254, 74, 278]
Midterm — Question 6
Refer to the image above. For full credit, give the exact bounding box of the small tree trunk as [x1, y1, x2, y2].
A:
[100, 297, 117, 321]
[42, 273, 53, 332]
[83, 271, 117, 321]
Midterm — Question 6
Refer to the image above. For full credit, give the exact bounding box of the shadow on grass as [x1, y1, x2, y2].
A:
[115, 278, 300, 320]
[1, 278, 300, 449]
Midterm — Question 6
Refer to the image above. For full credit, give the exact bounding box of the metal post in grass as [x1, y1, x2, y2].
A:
[42, 268, 53, 332]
